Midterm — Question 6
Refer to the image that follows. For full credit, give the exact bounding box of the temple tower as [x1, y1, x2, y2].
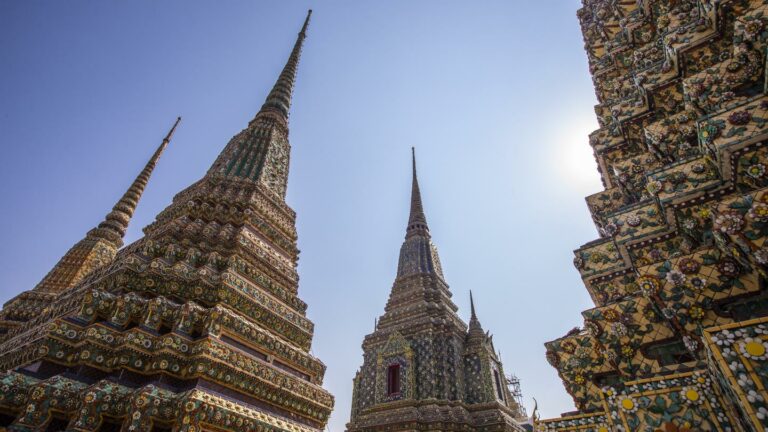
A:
[0, 10, 334, 432]
[346, 150, 526, 432]
[0, 117, 180, 335]
[538, 1, 768, 431]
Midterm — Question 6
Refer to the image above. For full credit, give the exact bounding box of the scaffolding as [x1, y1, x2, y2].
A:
[506, 374, 527, 419]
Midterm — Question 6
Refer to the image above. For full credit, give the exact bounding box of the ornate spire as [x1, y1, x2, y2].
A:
[31, 117, 179, 293]
[206, 11, 311, 197]
[89, 117, 181, 247]
[396, 149, 444, 279]
[407, 147, 429, 237]
[468, 290, 485, 338]
[259, 9, 312, 120]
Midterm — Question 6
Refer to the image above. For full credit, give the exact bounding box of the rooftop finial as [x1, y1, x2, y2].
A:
[407, 147, 429, 237]
[470, 290, 477, 320]
[90, 116, 181, 246]
[259, 10, 312, 119]
[467, 290, 485, 339]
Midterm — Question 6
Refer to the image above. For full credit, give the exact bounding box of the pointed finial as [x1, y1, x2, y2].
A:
[407, 147, 429, 236]
[467, 289, 485, 339]
[89, 117, 181, 246]
[259, 10, 312, 120]
[470, 290, 477, 320]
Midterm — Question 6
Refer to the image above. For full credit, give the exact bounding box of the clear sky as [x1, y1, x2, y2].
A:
[0, 1, 602, 430]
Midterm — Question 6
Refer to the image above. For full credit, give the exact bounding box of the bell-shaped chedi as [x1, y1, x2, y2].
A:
[0, 10, 334, 432]
[346, 149, 527, 432]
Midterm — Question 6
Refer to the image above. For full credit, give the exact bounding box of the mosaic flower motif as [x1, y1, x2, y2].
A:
[584, 319, 602, 337]
[603, 222, 619, 237]
[666, 269, 686, 286]
[626, 214, 641, 227]
[743, 19, 764, 39]
[611, 322, 628, 337]
[694, 371, 711, 387]
[637, 275, 660, 298]
[727, 110, 752, 125]
[714, 210, 745, 234]
[678, 257, 700, 274]
[618, 395, 637, 412]
[748, 201, 768, 222]
[620, 343, 634, 358]
[647, 180, 663, 195]
[681, 218, 696, 230]
[603, 309, 620, 322]
[689, 276, 705, 290]
[649, 248, 664, 260]
[747, 163, 766, 179]
[681, 386, 703, 404]
[689, 306, 704, 321]
[717, 258, 741, 277]
[739, 337, 768, 360]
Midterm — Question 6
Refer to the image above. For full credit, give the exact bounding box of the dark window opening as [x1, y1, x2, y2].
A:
[493, 369, 504, 401]
[387, 364, 401, 396]
[644, 339, 695, 366]
[149, 423, 172, 432]
[593, 372, 622, 389]
[157, 323, 173, 335]
[44, 414, 70, 432]
[713, 286, 768, 321]
[188, 327, 204, 339]
[0, 411, 16, 426]
[96, 417, 124, 432]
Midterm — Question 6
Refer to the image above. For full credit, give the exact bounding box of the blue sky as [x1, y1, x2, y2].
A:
[0, 1, 601, 429]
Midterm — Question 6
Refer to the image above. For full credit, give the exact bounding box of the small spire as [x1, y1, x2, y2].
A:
[90, 117, 180, 247]
[470, 290, 477, 320]
[467, 290, 485, 340]
[259, 9, 312, 119]
[395, 148, 445, 279]
[407, 147, 429, 237]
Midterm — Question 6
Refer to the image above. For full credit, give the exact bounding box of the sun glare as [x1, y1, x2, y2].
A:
[551, 114, 602, 195]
